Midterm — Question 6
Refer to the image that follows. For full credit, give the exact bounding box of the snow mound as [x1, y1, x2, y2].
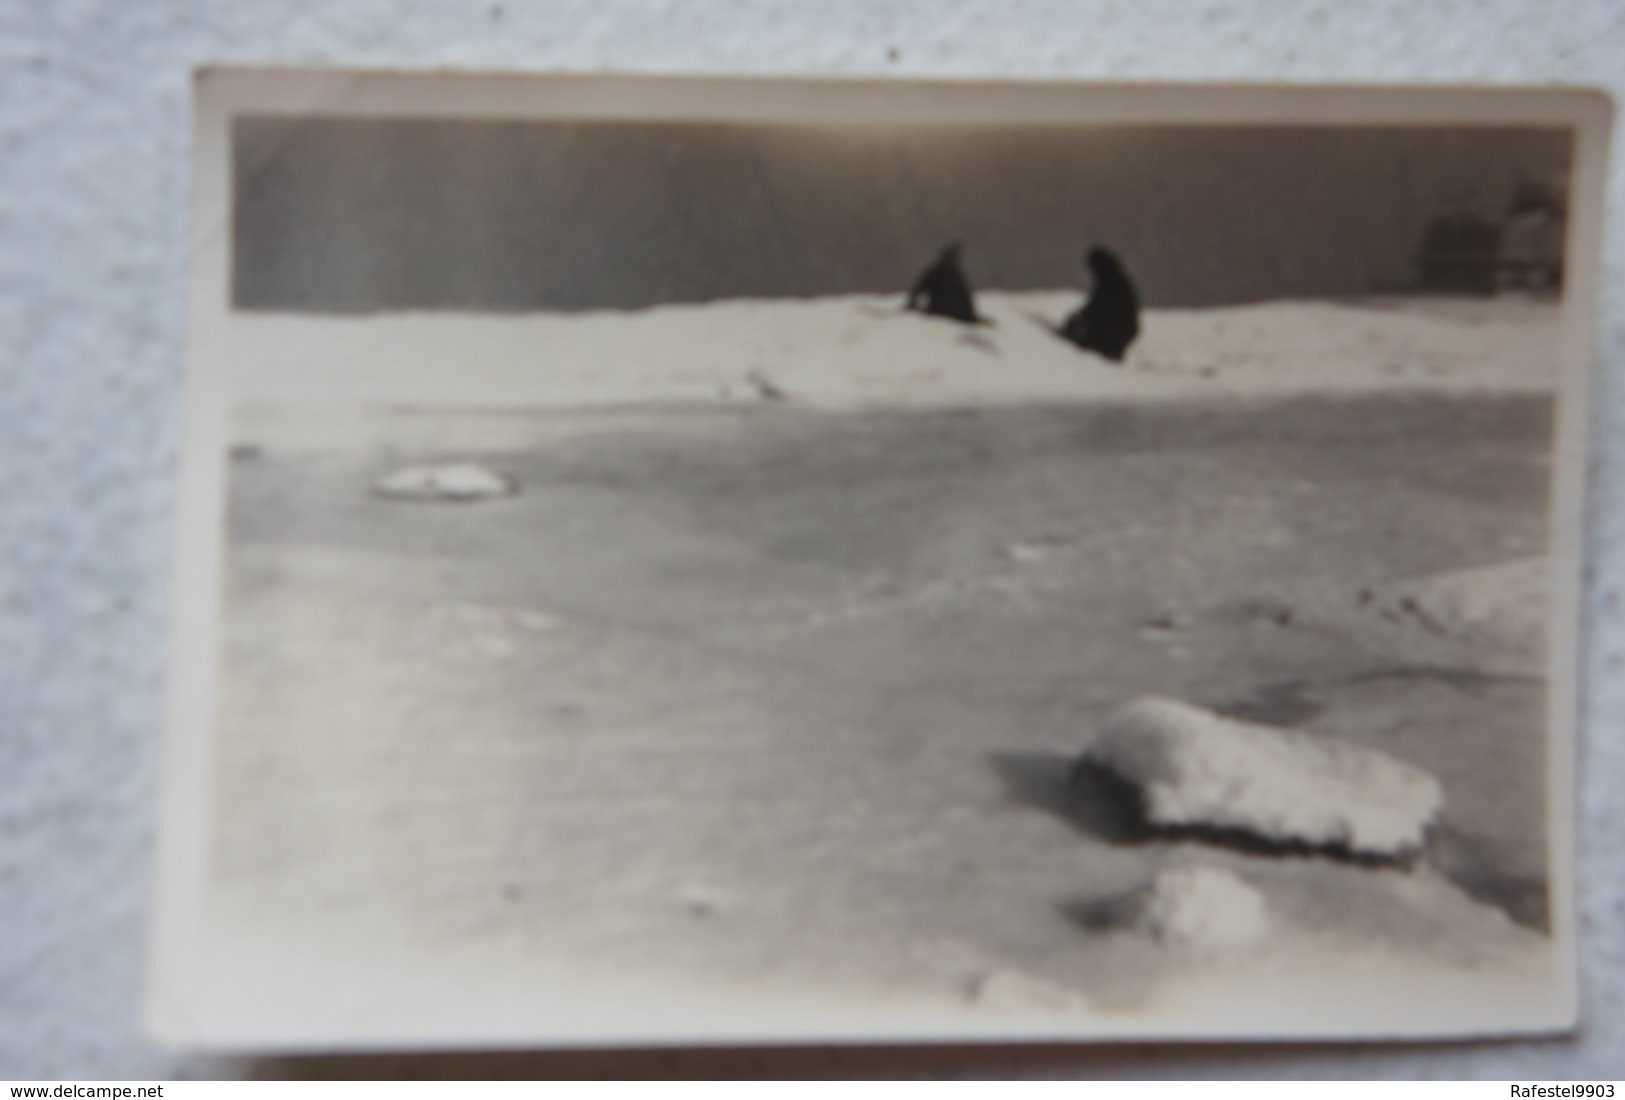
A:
[970, 967, 1092, 1013]
[229, 292, 1562, 414]
[1377, 557, 1546, 659]
[1083, 696, 1443, 856]
[373, 462, 516, 502]
[1136, 864, 1270, 948]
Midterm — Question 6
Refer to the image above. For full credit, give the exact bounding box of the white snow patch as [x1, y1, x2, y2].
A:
[1002, 541, 1049, 564]
[1380, 557, 1547, 657]
[373, 461, 516, 501]
[970, 967, 1092, 1013]
[228, 292, 1561, 417]
[1084, 696, 1444, 856]
[1136, 864, 1270, 949]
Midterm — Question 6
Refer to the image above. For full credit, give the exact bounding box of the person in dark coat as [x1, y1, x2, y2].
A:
[906, 241, 983, 324]
[1061, 246, 1140, 362]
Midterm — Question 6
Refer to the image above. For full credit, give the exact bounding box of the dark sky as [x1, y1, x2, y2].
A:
[233, 116, 1570, 313]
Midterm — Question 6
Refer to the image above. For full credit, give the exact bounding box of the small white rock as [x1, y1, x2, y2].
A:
[1137, 864, 1269, 949]
[374, 462, 516, 501]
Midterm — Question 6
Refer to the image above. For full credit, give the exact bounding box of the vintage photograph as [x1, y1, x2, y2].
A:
[150, 72, 1607, 1047]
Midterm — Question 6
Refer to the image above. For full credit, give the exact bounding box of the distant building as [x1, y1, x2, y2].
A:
[1497, 178, 1568, 290]
[1416, 175, 1566, 294]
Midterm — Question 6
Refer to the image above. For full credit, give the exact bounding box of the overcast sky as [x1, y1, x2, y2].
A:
[233, 117, 1570, 313]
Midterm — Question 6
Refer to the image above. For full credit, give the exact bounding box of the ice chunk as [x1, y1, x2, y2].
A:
[971, 967, 1091, 1012]
[374, 462, 516, 502]
[1136, 864, 1269, 948]
[1083, 696, 1443, 856]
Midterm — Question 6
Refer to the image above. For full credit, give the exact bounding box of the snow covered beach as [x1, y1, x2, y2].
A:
[226, 291, 1563, 417]
[200, 293, 1568, 1042]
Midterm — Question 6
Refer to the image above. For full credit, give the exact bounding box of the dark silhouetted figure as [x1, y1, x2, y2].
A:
[1061, 246, 1140, 362]
[907, 241, 982, 324]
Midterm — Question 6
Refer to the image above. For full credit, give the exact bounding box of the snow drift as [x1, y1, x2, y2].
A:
[227, 291, 1562, 411]
[1136, 864, 1271, 949]
[1082, 696, 1445, 856]
[373, 462, 517, 501]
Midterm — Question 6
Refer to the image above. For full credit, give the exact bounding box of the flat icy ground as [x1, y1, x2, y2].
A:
[210, 387, 1557, 1026]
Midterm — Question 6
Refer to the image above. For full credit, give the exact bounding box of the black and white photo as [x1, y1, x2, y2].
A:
[149, 70, 1609, 1049]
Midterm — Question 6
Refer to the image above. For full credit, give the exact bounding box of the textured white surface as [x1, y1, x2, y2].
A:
[372, 462, 517, 501]
[224, 294, 1566, 408]
[1087, 697, 1444, 855]
[1137, 864, 1271, 950]
[1, 0, 1622, 1080]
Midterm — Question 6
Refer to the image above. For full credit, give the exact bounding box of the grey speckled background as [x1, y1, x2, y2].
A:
[2, 0, 1621, 1081]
